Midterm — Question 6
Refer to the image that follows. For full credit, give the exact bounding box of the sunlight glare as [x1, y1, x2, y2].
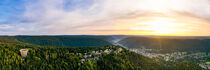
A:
[131, 17, 182, 35]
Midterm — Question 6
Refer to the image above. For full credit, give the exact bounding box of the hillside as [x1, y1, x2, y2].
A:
[1, 36, 210, 53]
[13, 36, 112, 47]
[0, 36, 19, 43]
[119, 37, 210, 53]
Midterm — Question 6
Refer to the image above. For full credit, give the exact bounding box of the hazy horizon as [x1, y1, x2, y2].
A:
[1, 34, 210, 37]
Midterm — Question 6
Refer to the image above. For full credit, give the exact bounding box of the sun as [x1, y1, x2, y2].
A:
[131, 17, 181, 35]
[150, 18, 175, 34]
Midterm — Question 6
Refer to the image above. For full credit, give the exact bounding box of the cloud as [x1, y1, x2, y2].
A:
[0, 25, 13, 29]
[0, 0, 210, 35]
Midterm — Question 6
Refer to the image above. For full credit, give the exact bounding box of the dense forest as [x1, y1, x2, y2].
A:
[119, 37, 210, 53]
[2, 36, 112, 47]
[0, 36, 203, 70]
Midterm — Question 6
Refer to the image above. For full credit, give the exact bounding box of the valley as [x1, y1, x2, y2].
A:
[115, 36, 210, 69]
[0, 35, 209, 70]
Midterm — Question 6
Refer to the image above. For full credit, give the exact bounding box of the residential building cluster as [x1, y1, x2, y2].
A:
[80, 48, 123, 63]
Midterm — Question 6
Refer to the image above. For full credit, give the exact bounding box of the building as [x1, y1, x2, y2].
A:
[117, 48, 123, 53]
[104, 49, 111, 53]
[84, 55, 87, 58]
[20, 49, 29, 60]
[81, 59, 85, 63]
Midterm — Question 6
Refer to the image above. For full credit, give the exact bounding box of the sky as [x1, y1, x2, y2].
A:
[0, 0, 210, 36]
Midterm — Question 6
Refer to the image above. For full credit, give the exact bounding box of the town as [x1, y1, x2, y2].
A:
[80, 47, 123, 63]
[129, 47, 210, 70]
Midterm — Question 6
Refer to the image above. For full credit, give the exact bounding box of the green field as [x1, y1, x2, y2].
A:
[206, 62, 210, 64]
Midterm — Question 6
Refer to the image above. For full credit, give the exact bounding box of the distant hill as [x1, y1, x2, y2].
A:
[16, 36, 112, 47]
[119, 37, 210, 53]
[1, 35, 210, 53]
[0, 36, 19, 43]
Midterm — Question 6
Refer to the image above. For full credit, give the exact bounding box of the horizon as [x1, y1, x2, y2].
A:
[1, 34, 210, 37]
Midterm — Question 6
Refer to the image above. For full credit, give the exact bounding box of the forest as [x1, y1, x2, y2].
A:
[16, 36, 112, 47]
[0, 36, 203, 70]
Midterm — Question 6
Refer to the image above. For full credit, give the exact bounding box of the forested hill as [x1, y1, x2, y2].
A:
[119, 37, 210, 53]
[0, 36, 19, 43]
[1, 35, 210, 52]
[0, 36, 112, 47]
[0, 40, 202, 70]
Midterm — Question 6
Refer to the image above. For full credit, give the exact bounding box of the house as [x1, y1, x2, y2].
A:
[88, 58, 94, 61]
[66, 52, 74, 55]
[84, 55, 87, 58]
[104, 49, 110, 53]
[81, 59, 85, 63]
[92, 51, 96, 54]
[117, 48, 123, 53]
[88, 55, 92, 57]
[95, 51, 101, 55]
